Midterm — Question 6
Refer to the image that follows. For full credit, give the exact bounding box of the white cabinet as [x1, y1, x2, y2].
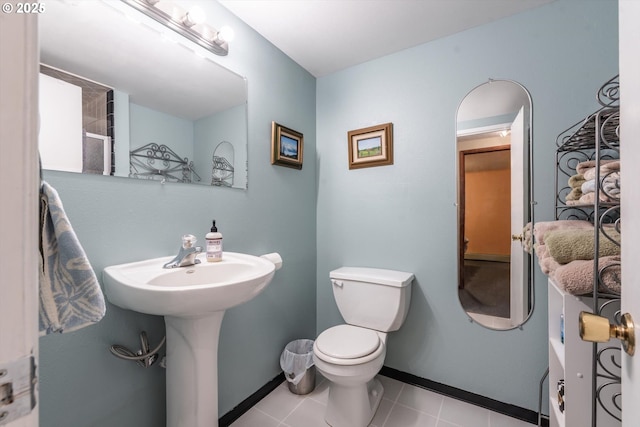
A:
[548, 279, 593, 427]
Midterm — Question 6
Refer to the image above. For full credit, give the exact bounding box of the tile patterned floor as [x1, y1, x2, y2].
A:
[230, 374, 534, 427]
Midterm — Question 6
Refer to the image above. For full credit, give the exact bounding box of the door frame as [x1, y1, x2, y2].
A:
[457, 143, 510, 291]
[0, 7, 40, 427]
[620, 0, 640, 423]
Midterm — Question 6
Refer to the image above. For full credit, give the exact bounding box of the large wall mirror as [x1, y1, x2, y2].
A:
[39, 0, 248, 189]
[456, 79, 534, 330]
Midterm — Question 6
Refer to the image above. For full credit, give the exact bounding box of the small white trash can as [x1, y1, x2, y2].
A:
[280, 339, 316, 395]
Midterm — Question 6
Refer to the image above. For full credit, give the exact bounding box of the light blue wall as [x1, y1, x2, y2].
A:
[316, 0, 618, 412]
[129, 103, 194, 158]
[37, 0, 619, 425]
[38, 1, 317, 426]
[113, 91, 130, 176]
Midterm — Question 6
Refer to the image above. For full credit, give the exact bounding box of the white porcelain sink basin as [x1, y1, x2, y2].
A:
[103, 251, 277, 316]
[104, 251, 281, 427]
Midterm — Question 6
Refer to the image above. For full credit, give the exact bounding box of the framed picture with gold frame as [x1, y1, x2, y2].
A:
[271, 121, 304, 170]
[347, 122, 393, 169]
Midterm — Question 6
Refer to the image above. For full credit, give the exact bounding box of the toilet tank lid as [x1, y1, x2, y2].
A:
[330, 267, 414, 287]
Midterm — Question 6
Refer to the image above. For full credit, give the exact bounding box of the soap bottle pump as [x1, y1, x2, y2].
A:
[206, 220, 223, 262]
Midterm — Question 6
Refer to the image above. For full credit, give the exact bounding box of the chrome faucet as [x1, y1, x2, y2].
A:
[163, 234, 203, 268]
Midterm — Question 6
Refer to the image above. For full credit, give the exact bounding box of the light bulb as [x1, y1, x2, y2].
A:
[183, 6, 206, 27]
[217, 25, 235, 43]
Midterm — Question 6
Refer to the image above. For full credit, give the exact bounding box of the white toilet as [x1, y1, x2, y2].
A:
[313, 267, 414, 427]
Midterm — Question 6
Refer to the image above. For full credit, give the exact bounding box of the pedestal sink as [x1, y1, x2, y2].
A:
[103, 251, 281, 427]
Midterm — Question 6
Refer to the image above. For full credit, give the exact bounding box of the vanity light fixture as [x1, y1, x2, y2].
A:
[123, 0, 231, 56]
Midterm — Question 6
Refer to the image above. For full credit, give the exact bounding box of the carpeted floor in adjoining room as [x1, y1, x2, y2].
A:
[458, 260, 510, 318]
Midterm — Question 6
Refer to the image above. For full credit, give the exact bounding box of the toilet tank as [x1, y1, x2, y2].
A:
[330, 267, 414, 332]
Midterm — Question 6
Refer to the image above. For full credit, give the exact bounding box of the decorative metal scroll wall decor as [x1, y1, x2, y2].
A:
[554, 75, 621, 425]
[130, 143, 201, 184]
[595, 300, 623, 423]
[211, 141, 235, 187]
[212, 157, 234, 187]
[211, 158, 234, 186]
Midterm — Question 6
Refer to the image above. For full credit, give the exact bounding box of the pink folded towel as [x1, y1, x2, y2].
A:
[576, 192, 615, 205]
[535, 244, 560, 276]
[523, 222, 533, 254]
[576, 159, 618, 175]
[553, 256, 621, 295]
[583, 160, 620, 180]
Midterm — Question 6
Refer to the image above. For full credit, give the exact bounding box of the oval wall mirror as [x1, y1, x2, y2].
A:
[38, 0, 248, 189]
[456, 79, 534, 330]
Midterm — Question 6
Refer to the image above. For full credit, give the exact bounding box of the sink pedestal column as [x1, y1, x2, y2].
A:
[165, 311, 225, 427]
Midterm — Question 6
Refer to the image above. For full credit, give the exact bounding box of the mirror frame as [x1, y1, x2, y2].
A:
[455, 79, 535, 330]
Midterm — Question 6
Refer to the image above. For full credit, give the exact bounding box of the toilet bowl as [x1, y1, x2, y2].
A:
[314, 267, 414, 427]
[313, 325, 387, 427]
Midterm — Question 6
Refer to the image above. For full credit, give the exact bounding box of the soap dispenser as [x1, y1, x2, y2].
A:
[206, 220, 223, 262]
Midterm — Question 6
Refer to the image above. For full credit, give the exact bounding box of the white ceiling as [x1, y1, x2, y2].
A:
[218, 0, 555, 78]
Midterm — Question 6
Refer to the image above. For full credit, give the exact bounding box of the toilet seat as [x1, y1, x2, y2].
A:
[314, 325, 384, 365]
[317, 325, 380, 359]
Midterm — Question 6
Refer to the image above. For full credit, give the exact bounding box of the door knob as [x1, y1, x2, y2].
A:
[579, 311, 635, 356]
[511, 234, 523, 241]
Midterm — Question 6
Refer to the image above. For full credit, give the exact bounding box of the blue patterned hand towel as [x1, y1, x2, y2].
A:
[39, 181, 106, 335]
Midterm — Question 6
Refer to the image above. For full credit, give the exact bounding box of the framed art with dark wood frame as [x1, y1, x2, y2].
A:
[271, 121, 304, 169]
[347, 122, 393, 169]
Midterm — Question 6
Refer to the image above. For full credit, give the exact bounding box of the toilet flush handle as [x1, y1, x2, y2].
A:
[332, 279, 343, 288]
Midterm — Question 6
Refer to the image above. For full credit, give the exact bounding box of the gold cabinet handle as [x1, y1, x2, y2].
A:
[511, 234, 523, 241]
[579, 311, 635, 356]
